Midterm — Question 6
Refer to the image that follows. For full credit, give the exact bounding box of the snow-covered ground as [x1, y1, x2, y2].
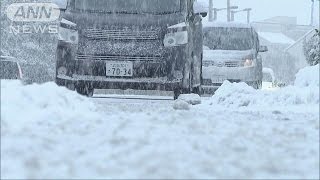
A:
[1, 65, 319, 179]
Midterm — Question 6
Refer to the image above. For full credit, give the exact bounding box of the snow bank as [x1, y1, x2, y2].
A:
[1, 80, 101, 138]
[1, 79, 319, 179]
[173, 94, 202, 110]
[295, 64, 319, 88]
[1, 80, 103, 178]
[211, 65, 319, 107]
[173, 100, 190, 110]
[178, 93, 201, 105]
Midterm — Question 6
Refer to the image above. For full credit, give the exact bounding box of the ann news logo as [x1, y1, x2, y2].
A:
[6, 3, 61, 34]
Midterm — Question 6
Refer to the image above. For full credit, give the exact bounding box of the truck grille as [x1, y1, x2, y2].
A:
[84, 28, 160, 40]
[76, 54, 162, 62]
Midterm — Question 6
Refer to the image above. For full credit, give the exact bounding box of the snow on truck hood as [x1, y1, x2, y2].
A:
[203, 49, 254, 62]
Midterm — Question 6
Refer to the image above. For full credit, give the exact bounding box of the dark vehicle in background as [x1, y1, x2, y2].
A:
[55, 0, 207, 99]
[202, 22, 268, 93]
[0, 56, 23, 80]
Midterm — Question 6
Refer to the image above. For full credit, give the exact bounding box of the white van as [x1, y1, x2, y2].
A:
[202, 22, 268, 93]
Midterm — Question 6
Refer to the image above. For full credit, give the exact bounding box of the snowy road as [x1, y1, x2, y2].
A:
[90, 94, 320, 179]
[1, 65, 319, 179]
[90, 82, 280, 112]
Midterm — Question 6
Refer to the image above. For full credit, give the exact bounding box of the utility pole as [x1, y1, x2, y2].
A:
[311, 0, 315, 26]
[227, 0, 231, 22]
[214, 9, 218, 21]
[245, 8, 252, 24]
[231, 11, 235, 21]
[209, 0, 213, 22]
[246, 10, 250, 23]
[215, 6, 238, 21]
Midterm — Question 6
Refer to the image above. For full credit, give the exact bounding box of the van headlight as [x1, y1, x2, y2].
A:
[243, 59, 254, 67]
[241, 55, 255, 67]
[164, 22, 188, 47]
[58, 19, 78, 44]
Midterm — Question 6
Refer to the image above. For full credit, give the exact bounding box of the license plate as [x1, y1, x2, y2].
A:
[106, 61, 133, 77]
[211, 76, 226, 83]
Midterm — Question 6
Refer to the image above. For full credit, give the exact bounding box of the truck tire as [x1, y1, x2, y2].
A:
[76, 83, 94, 97]
[192, 54, 203, 95]
[174, 89, 181, 100]
[174, 87, 191, 100]
[192, 86, 202, 95]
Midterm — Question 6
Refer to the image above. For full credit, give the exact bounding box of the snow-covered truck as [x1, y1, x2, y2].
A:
[55, 0, 207, 99]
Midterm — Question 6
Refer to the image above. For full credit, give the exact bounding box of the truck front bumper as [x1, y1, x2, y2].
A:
[56, 74, 182, 91]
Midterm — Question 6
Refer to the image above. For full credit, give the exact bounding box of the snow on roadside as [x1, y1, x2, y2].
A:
[295, 64, 319, 88]
[1, 65, 319, 179]
[1, 80, 100, 133]
[1, 80, 102, 178]
[178, 93, 202, 105]
[210, 65, 319, 108]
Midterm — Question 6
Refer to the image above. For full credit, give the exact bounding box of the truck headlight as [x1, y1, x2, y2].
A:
[164, 22, 188, 47]
[58, 19, 78, 44]
[57, 66, 67, 76]
[164, 31, 188, 47]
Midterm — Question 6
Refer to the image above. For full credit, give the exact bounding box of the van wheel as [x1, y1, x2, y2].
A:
[76, 83, 94, 97]
[253, 80, 262, 89]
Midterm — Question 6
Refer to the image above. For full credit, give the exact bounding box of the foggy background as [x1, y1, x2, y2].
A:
[199, 0, 320, 25]
[1, 0, 319, 84]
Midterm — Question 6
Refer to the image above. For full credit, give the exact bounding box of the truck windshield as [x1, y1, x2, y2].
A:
[74, 0, 181, 14]
[203, 27, 255, 51]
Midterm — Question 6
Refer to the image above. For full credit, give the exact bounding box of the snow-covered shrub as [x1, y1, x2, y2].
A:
[303, 30, 320, 66]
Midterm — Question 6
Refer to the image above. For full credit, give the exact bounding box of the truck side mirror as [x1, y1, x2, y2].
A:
[193, 2, 208, 18]
[259, 45, 268, 52]
[199, 12, 208, 18]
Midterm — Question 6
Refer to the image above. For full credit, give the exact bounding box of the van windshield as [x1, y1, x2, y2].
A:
[203, 27, 255, 51]
[74, 0, 181, 14]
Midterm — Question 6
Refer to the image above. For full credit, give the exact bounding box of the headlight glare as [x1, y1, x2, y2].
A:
[244, 59, 254, 67]
[164, 31, 188, 47]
